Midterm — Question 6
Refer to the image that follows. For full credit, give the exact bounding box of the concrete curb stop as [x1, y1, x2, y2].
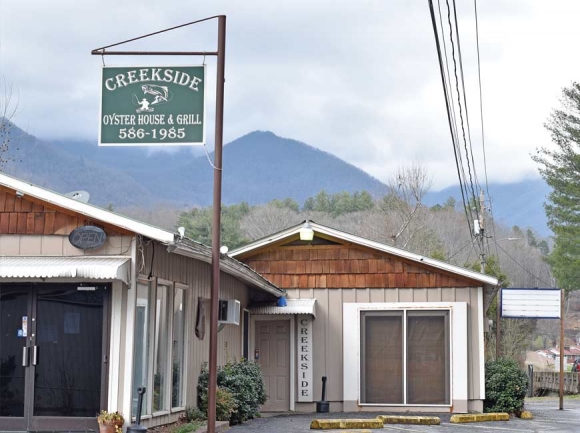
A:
[378, 415, 441, 425]
[518, 410, 533, 419]
[450, 413, 510, 423]
[310, 419, 384, 429]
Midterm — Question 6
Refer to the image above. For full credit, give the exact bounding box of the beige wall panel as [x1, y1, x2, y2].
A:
[385, 288, 398, 302]
[399, 288, 414, 302]
[369, 288, 385, 303]
[441, 287, 456, 302]
[356, 288, 370, 303]
[312, 288, 329, 402]
[0, 235, 20, 254]
[428, 287, 443, 302]
[413, 288, 428, 302]
[19, 235, 41, 255]
[342, 289, 356, 304]
[42, 235, 64, 255]
[327, 289, 343, 401]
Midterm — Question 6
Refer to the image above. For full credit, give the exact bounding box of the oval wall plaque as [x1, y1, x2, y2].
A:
[69, 226, 107, 250]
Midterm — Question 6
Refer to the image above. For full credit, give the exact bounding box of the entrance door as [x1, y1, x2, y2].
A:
[255, 320, 290, 412]
[0, 283, 109, 431]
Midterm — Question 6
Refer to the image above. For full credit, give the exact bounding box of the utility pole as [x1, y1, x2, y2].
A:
[476, 189, 501, 359]
[478, 189, 486, 273]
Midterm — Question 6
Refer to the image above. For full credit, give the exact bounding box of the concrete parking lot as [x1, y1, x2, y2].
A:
[228, 398, 580, 432]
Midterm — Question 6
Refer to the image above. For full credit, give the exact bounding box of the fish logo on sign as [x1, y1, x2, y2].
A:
[132, 84, 173, 113]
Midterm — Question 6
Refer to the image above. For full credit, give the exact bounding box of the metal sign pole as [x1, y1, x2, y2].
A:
[91, 16, 226, 433]
[207, 15, 226, 433]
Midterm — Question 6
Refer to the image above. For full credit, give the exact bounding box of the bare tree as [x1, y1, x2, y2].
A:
[380, 162, 433, 249]
[0, 80, 19, 171]
[240, 203, 301, 240]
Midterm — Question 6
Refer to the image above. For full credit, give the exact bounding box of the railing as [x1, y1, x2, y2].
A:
[532, 371, 580, 395]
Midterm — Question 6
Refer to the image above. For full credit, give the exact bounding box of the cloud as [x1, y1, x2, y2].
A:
[1, 0, 579, 190]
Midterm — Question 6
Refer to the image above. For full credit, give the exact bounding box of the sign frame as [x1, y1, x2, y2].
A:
[98, 65, 206, 146]
[500, 287, 561, 319]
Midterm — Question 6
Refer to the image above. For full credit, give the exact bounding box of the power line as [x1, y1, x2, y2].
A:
[445, 0, 479, 209]
[494, 242, 553, 287]
[428, 0, 475, 241]
[452, 0, 481, 193]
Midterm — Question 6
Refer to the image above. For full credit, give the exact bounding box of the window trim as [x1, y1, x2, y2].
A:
[343, 302, 468, 408]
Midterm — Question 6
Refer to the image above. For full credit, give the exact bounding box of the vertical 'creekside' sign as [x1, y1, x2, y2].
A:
[99, 66, 205, 146]
[297, 315, 313, 402]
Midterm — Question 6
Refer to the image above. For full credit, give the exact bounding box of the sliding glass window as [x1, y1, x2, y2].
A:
[360, 309, 450, 405]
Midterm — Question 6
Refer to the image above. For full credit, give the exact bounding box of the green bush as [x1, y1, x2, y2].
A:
[484, 357, 528, 414]
[198, 359, 267, 425]
[199, 387, 237, 421]
[183, 406, 206, 422]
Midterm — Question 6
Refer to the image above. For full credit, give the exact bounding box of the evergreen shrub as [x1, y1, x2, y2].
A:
[484, 357, 528, 414]
[198, 359, 267, 425]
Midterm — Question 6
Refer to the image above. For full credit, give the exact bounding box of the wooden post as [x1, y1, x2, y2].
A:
[559, 288, 564, 410]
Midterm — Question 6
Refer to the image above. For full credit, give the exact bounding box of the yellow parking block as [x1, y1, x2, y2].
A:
[378, 415, 440, 425]
[518, 410, 533, 419]
[310, 419, 384, 429]
[450, 413, 510, 423]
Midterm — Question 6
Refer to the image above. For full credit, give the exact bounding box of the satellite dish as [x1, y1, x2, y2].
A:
[65, 190, 90, 203]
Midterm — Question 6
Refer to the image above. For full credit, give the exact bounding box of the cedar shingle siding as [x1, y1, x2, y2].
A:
[0, 188, 127, 236]
[242, 243, 479, 289]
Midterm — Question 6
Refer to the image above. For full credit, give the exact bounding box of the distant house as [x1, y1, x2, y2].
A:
[0, 173, 284, 431]
[539, 346, 580, 369]
[231, 221, 499, 413]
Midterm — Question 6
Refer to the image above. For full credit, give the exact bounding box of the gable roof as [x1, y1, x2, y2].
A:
[0, 172, 283, 296]
[230, 220, 499, 288]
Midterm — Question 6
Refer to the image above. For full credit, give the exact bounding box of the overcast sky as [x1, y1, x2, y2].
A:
[1, 0, 579, 190]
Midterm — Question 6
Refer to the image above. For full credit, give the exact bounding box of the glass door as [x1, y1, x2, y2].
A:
[0, 283, 109, 431]
[29, 284, 107, 430]
[0, 284, 31, 430]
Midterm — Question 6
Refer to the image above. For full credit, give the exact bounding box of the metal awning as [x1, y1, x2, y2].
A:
[248, 298, 317, 318]
[0, 256, 131, 284]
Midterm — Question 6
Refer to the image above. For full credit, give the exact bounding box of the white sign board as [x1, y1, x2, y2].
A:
[501, 288, 561, 319]
[297, 315, 313, 402]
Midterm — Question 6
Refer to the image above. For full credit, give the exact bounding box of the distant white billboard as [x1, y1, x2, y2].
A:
[501, 288, 561, 319]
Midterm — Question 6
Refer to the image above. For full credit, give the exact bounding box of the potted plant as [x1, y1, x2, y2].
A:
[97, 410, 124, 433]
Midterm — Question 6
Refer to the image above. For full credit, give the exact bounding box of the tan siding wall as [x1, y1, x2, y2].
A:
[0, 234, 133, 255]
[285, 286, 483, 403]
[141, 243, 251, 414]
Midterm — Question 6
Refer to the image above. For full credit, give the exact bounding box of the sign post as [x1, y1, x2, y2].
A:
[92, 16, 225, 433]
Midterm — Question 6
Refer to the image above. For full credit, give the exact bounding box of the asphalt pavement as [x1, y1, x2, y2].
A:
[228, 399, 580, 432]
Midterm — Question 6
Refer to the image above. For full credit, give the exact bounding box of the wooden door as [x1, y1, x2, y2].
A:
[255, 320, 290, 411]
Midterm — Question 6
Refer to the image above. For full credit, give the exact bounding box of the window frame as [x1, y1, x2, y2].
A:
[359, 308, 451, 406]
[132, 277, 189, 419]
[343, 302, 467, 408]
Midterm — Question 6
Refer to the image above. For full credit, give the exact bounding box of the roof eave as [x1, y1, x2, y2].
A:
[0, 172, 174, 243]
[167, 240, 284, 298]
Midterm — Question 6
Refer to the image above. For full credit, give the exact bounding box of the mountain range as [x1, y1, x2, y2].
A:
[2, 122, 551, 235]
